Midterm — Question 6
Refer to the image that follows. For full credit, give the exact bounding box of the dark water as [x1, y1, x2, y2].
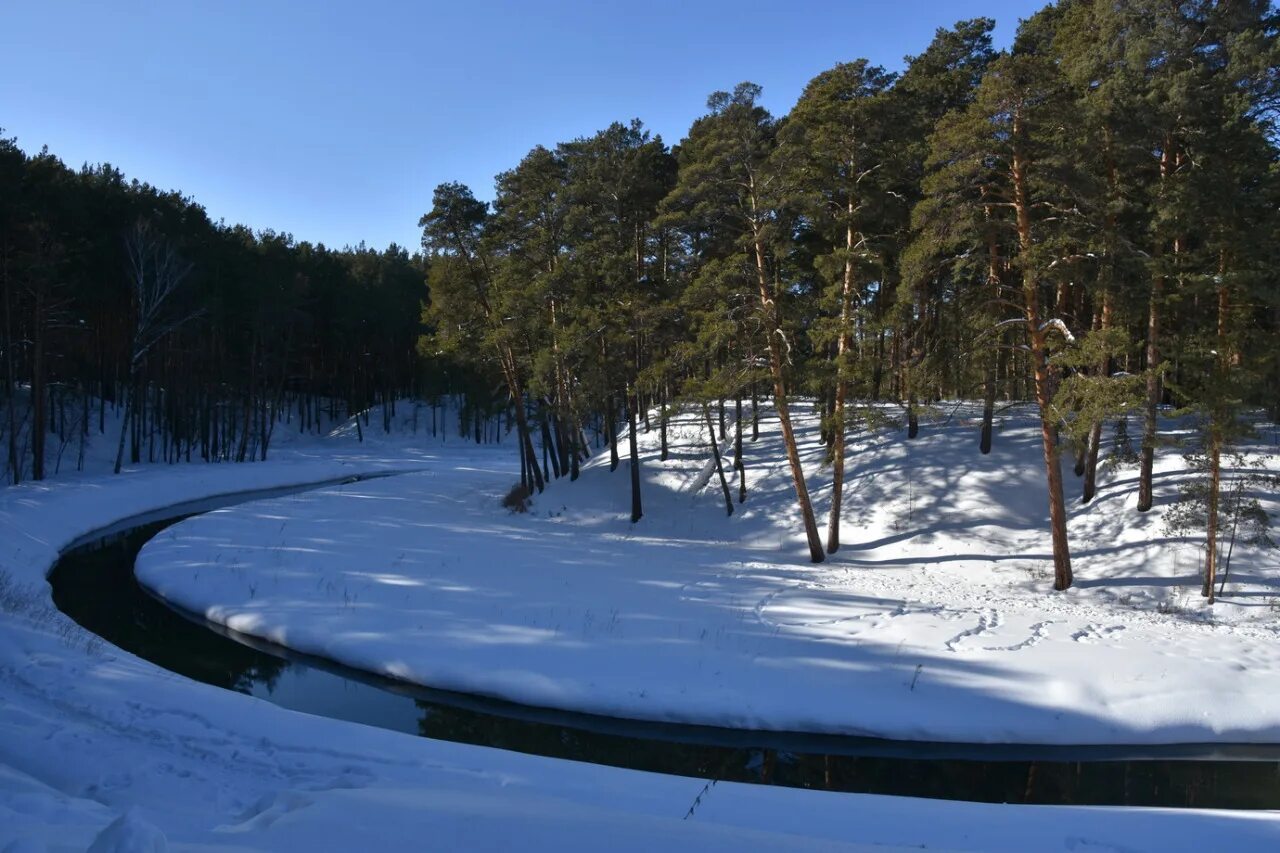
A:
[49, 514, 1280, 810]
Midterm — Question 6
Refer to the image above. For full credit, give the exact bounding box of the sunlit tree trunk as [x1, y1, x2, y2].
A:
[1012, 113, 1072, 591]
[749, 211, 824, 563]
[827, 211, 856, 553]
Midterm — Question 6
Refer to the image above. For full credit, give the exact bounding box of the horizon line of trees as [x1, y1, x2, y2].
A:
[421, 0, 1279, 596]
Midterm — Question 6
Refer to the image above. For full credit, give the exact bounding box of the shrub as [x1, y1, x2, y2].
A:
[501, 482, 531, 513]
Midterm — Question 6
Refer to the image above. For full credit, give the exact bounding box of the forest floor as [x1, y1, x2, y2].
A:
[2, 399, 1280, 850]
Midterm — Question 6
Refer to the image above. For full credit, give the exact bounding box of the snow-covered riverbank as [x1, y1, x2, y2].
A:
[138, 406, 1280, 745]
[3, 404, 1280, 850]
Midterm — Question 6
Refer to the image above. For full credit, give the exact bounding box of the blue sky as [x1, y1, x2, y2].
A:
[2, 1, 1048, 252]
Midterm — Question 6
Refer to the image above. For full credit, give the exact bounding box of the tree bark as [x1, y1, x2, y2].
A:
[659, 381, 669, 461]
[734, 395, 746, 504]
[3, 253, 20, 484]
[1137, 276, 1161, 512]
[30, 287, 46, 481]
[1203, 432, 1220, 603]
[628, 389, 642, 523]
[1012, 112, 1072, 591]
[704, 403, 732, 516]
[980, 350, 996, 455]
[1138, 145, 1176, 513]
[1205, 260, 1232, 602]
[1082, 291, 1114, 504]
[608, 393, 620, 472]
[749, 216, 824, 563]
[827, 215, 856, 553]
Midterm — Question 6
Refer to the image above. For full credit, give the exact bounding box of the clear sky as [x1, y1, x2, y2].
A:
[2, 1, 1049, 252]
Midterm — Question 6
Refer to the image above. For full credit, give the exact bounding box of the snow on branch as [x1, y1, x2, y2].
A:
[773, 328, 793, 364]
[1047, 252, 1097, 269]
[1039, 318, 1077, 344]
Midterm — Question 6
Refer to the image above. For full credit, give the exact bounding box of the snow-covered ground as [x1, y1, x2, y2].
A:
[137, 406, 1280, 745]
[3, 400, 1280, 850]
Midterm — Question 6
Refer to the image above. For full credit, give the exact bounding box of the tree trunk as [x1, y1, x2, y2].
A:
[541, 410, 561, 480]
[1081, 292, 1114, 505]
[750, 381, 759, 441]
[608, 394, 619, 472]
[30, 291, 46, 481]
[3, 256, 19, 485]
[734, 395, 745, 504]
[980, 191, 1003, 458]
[627, 389, 642, 523]
[1082, 420, 1103, 504]
[704, 403, 732, 516]
[749, 219, 824, 563]
[569, 426, 581, 481]
[1084, 131, 1121, 503]
[1205, 261, 1232, 602]
[827, 219, 856, 552]
[980, 349, 996, 455]
[496, 346, 542, 494]
[659, 382, 669, 462]
[113, 383, 132, 475]
[518, 423, 528, 492]
[1012, 115, 1072, 591]
[1137, 276, 1161, 512]
[1203, 433, 1220, 603]
[1138, 145, 1176, 513]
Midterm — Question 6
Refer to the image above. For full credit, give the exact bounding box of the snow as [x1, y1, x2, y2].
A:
[86, 810, 168, 853]
[2, 398, 1280, 850]
[136, 406, 1280, 745]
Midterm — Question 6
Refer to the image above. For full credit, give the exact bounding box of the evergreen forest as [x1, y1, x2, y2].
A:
[4, 1, 1278, 598]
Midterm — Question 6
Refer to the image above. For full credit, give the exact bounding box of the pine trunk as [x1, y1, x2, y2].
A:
[1203, 434, 1220, 602]
[1138, 145, 1176, 513]
[628, 389, 642, 523]
[31, 293, 46, 481]
[4, 261, 20, 484]
[750, 218, 824, 563]
[1012, 115, 1072, 591]
[704, 403, 733, 516]
[827, 219, 856, 553]
[734, 395, 745, 504]
[1082, 291, 1114, 505]
[608, 393, 619, 472]
[1137, 276, 1161, 512]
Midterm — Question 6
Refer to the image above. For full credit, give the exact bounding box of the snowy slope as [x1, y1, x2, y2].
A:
[135, 404, 1280, 744]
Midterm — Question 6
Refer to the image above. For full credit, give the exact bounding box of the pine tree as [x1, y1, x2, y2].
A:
[420, 182, 543, 492]
[663, 83, 825, 562]
[779, 61, 896, 552]
[920, 50, 1092, 590]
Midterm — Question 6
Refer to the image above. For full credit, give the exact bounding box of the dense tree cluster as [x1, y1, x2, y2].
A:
[0, 139, 455, 483]
[421, 1, 1279, 593]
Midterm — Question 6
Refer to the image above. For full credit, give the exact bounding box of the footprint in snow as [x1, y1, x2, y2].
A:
[943, 608, 1001, 652]
[1071, 624, 1126, 644]
[946, 610, 1053, 653]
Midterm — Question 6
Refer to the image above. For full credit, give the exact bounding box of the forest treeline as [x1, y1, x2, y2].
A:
[3, 1, 1278, 596]
[0, 135, 505, 482]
